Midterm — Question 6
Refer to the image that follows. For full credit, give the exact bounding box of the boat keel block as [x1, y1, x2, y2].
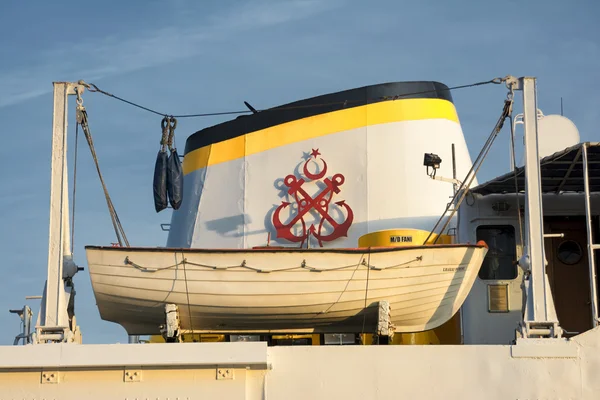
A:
[374, 300, 395, 344]
[160, 304, 181, 342]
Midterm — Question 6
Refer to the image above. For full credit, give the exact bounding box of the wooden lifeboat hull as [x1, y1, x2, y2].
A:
[84, 242, 487, 335]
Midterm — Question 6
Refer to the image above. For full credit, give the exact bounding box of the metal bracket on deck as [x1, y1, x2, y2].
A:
[9, 305, 33, 345]
[41, 371, 59, 384]
[517, 321, 562, 339]
[216, 368, 235, 380]
[124, 369, 142, 382]
[160, 304, 182, 342]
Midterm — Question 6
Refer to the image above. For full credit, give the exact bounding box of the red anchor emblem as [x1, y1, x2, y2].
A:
[272, 149, 354, 247]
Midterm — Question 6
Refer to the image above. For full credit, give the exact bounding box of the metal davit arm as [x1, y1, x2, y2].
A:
[509, 76, 562, 339]
[35, 82, 85, 344]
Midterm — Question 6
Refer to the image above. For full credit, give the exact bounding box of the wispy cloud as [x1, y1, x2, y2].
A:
[0, 0, 342, 108]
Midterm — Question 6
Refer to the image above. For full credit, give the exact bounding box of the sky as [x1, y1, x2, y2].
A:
[0, 0, 598, 345]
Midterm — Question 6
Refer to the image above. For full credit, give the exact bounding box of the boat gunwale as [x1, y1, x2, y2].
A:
[85, 241, 488, 254]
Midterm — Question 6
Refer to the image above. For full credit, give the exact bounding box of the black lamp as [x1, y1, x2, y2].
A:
[423, 153, 442, 178]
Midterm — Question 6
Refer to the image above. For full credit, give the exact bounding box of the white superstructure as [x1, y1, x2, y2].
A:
[167, 82, 474, 249]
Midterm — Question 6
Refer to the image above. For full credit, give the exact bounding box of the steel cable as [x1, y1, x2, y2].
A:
[424, 98, 514, 244]
[79, 109, 130, 247]
[83, 78, 504, 119]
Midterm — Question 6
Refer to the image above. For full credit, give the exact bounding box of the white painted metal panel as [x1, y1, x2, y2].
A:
[1, 328, 598, 400]
[169, 118, 474, 249]
[0, 342, 268, 369]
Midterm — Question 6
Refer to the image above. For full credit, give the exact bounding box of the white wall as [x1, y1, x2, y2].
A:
[0, 327, 599, 399]
[170, 119, 473, 249]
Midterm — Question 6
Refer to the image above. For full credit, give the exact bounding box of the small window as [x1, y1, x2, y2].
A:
[557, 240, 583, 265]
[477, 225, 517, 280]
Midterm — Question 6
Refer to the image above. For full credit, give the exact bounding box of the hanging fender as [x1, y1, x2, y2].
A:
[167, 148, 183, 210]
[166, 117, 183, 210]
[153, 117, 169, 213]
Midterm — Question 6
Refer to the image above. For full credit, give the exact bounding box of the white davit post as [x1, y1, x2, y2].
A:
[509, 76, 562, 340]
[34, 82, 85, 344]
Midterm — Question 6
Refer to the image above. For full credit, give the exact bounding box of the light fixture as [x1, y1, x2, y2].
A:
[423, 153, 442, 178]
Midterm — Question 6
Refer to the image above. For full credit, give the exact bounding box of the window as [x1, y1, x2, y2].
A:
[477, 225, 517, 280]
[557, 240, 583, 265]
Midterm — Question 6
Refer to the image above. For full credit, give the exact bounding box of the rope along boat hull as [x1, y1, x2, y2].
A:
[85, 243, 487, 335]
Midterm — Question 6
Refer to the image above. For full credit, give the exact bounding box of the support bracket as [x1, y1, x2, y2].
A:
[374, 300, 395, 344]
[216, 368, 235, 380]
[9, 305, 33, 345]
[160, 304, 182, 342]
[124, 369, 142, 382]
[41, 371, 59, 384]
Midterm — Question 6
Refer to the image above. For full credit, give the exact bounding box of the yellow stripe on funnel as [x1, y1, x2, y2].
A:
[183, 98, 459, 175]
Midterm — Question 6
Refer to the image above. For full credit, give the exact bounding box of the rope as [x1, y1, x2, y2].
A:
[70, 119, 79, 254]
[167, 117, 177, 151]
[125, 254, 423, 274]
[160, 117, 169, 151]
[424, 96, 514, 245]
[79, 109, 130, 247]
[125, 257, 183, 272]
[83, 78, 504, 119]
[361, 251, 372, 337]
[318, 254, 366, 315]
[182, 257, 194, 337]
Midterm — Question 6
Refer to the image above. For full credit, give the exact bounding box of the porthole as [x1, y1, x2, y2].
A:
[557, 240, 583, 265]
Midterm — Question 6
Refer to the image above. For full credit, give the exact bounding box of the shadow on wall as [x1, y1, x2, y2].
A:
[205, 214, 247, 237]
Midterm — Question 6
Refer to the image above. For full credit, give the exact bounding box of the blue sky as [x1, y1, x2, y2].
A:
[0, 0, 598, 345]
